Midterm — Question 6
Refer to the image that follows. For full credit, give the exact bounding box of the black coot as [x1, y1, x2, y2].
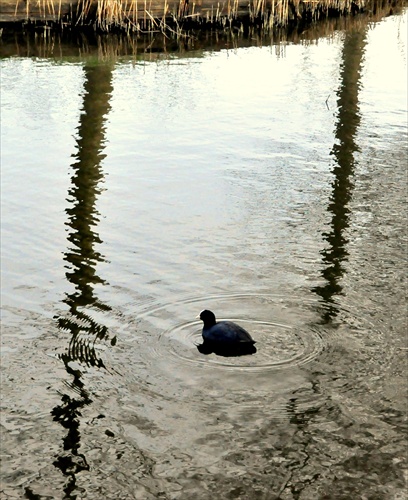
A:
[197, 310, 256, 356]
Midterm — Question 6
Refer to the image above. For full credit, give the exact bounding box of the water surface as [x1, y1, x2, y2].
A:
[1, 11, 407, 500]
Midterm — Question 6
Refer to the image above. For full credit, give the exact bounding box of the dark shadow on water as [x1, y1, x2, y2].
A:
[197, 340, 257, 357]
[49, 64, 115, 500]
[313, 29, 367, 323]
[0, 6, 402, 62]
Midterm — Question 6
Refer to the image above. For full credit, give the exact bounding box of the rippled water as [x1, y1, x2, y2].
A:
[1, 11, 407, 500]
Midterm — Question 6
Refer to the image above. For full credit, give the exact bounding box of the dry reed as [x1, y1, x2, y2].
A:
[13, 0, 399, 34]
[3, 3, 401, 61]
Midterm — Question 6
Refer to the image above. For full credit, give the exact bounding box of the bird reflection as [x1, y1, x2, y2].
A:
[197, 340, 257, 356]
[52, 64, 114, 499]
[313, 31, 366, 323]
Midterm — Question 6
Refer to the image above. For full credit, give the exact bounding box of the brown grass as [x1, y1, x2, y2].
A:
[14, 0, 401, 33]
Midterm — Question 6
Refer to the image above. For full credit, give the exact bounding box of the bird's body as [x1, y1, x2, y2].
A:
[198, 310, 256, 345]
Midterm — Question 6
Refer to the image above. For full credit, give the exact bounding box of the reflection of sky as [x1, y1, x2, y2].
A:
[108, 47, 334, 206]
[359, 13, 407, 142]
[1, 11, 407, 314]
[1, 62, 85, 311]
[108, 38, 343, 159]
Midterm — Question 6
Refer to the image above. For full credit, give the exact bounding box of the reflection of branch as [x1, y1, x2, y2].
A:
[314, 30, 366, 322]
[52, 353, 93, 497]
[276, 397, 322, 497]
[57, 64, 114, 369]
[52, 390, 91, 498]
[58, 316, 108, 368]
[52, 64, 114, 498]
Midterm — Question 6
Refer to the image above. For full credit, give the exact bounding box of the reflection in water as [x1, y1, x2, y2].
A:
[197, 340, 257, 356]
[313, 30, 367, 322]
[287, 33, 369, 494]
[51, 65, 114, 498]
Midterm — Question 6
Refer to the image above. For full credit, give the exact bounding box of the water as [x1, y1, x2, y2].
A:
[1, 11, 407, 500]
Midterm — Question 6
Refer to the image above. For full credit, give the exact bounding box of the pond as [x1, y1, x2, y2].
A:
[1, 11, 407, 500]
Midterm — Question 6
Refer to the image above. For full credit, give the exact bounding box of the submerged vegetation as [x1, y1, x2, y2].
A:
[0, 0, 404, 36]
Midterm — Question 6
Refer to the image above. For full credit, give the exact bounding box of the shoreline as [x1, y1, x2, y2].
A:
[0, 0, 403, 37]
